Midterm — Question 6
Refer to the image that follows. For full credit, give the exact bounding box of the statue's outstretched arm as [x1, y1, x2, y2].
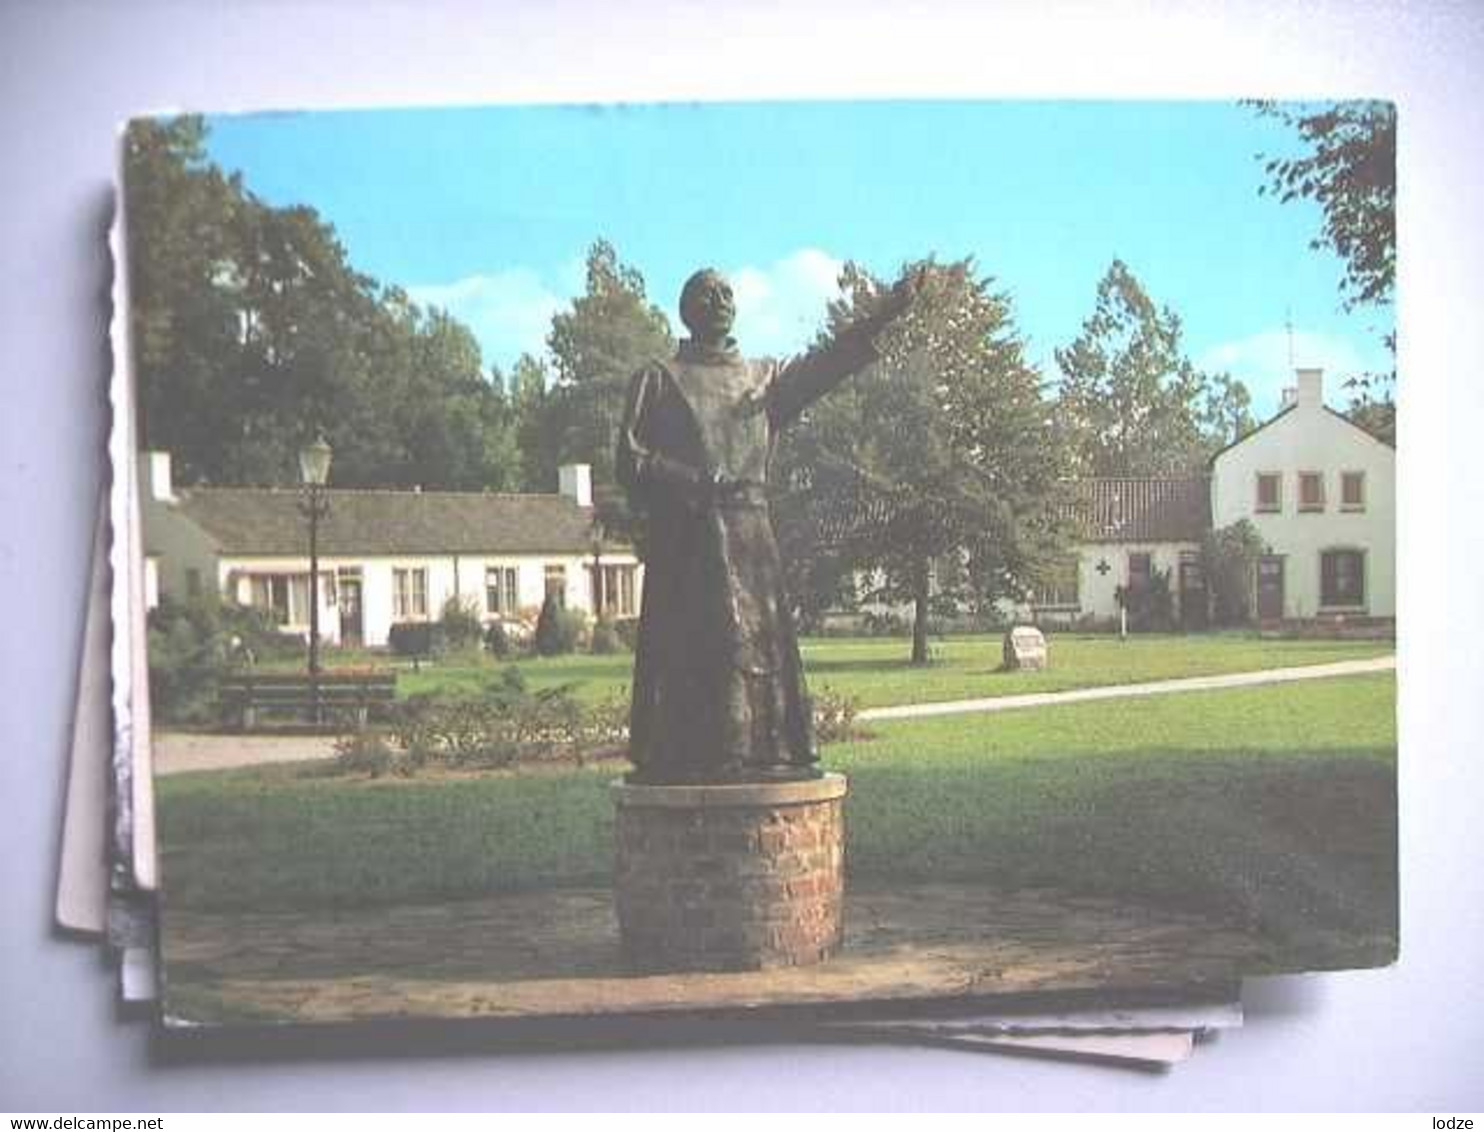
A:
[766, 270, 923, 430]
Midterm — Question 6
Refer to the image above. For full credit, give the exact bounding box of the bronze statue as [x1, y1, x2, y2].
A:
[617, 267, 919, 784]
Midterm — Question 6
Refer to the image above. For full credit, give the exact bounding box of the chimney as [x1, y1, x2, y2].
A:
[559, 463, 593, 509]
[1295, 367, 1324, 410]
[142, 450, 175, 502]
[1280, 387, 1297, 410]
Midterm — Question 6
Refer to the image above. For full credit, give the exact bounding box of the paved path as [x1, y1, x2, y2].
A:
[858, 654, 1397, 722]
[161, 882, 1277, 1026]
[156, 654, 1396, 774]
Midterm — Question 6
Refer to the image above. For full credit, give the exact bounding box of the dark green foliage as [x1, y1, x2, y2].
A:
[124, 115, 522, 491]
[1115, 567, 1176, 632]
[810, 686, 865, 744]
[1251, 100, 1396, 414]
[537, 239, 674, 518]
[612, 617, 641, 651]
[146, 595, 295, 725]
[387, 622, 440, 658]
[1202, 519, 1267, 627]
[589, 617, 624, 655]
[1055, 260, 1254, 477]
[382, 667, 623, 771]
[774, 258, 1071, 666]
[533, 593, 586, 656]
[1252, 101, 1395, 315]
[331, 728, 403, 778]
[483, 620, 512, 658]
[438, 597, 483, 653]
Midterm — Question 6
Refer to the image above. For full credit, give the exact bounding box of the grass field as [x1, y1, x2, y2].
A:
[157, 672, 1397, 964]
[291, 631, 1392, 709]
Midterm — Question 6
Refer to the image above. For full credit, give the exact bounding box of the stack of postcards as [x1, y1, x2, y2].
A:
[55, 99, 1398, 1071]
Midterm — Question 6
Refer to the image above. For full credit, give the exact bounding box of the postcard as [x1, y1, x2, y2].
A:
[119, 99, 1397, 1033]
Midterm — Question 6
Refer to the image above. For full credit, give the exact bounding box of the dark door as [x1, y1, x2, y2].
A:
[1179, 555, 1208, 630]
[1256, 555, 1285, 621]
[339, 577, 364, 648]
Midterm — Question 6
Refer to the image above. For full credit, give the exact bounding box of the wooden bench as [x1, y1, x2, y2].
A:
[219, 671, 398, 732]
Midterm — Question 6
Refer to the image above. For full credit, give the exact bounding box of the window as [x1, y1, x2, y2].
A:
[544, 564, 567, 608]
[1341, 471, 1366, 511]
[393, 567, 428, 620]
[185, 568, 202, 598]
[1298, 472, 1325, 512]
[1031, 557, 1080, 608]
[1255, 472, 1282, 513]
[486, 566, 519, 616]
[1320, 550, 1366, 608]
[246, 573, 309, 626]
[593, 563, 638, 618]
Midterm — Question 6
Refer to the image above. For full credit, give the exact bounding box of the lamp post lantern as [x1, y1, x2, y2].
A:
[298, 433, 332, 720]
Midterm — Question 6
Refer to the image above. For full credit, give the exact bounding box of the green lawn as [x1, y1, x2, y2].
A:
[295, 631, 1391, 710]
[157, 673, 1397, 963]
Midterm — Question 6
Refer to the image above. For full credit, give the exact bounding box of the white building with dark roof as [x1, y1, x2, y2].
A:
[141, 452, 643, 648]
[1032, 366, 1395, 628]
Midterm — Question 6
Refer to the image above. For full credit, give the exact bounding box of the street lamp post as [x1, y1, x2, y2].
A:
[298, 432, 333, 723]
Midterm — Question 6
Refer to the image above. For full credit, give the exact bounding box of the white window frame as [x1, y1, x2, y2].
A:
[486, 565, 519, 616]
[393, 566, 430, 621]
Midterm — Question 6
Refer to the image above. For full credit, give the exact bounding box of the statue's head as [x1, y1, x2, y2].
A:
[679, 268, 735, 342]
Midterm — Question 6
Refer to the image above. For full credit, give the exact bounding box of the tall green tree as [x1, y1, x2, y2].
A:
[1252, 100, 1396, 438]
[1054, 260, 1253, 477]
[774, 260, 1069, 665]
[125, 114, 521, 490]
[544, 240, 673, 499]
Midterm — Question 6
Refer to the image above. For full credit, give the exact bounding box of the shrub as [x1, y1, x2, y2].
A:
[387, 621, 440, 658]
[1202, 519, 1266, 627]
[589, 616, 624, 655]
[438, 596, 483, 652]
[332, 728, 403, 778]
[380, 667, 623, 771]
[1115, 567, 1176, 633]
[812, 686, 866, 744]
[534, 594, 587, 656]
[146, 594, 294, 726]
[484, 620, 512, 657]
[613, 617, 641, 651]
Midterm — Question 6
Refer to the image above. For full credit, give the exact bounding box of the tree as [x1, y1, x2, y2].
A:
[1252, 100, 1396, 431]
[543, 240, 674, 515]
[125, 114, 521, 491]
[774, 259, 1070, 665]
[1252, 101, 1395, 314]
[1200, 519, 1266, 627]
[1054, 260, 1253, 477]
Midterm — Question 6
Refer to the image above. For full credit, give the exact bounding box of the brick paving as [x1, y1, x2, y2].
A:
[160, 883, 1303, 1026]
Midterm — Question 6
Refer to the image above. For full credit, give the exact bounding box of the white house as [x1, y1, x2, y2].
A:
[1030, 477, 1212, 630]
[140, 452, 644, 648]
[1209, 367, 1394, 622]
[1029, 366, 1394, 628]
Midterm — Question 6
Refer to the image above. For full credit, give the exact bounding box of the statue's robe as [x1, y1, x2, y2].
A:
[616, 330, 877, 784]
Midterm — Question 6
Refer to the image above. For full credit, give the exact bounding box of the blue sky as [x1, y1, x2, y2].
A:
[205, 100, 1392, 419]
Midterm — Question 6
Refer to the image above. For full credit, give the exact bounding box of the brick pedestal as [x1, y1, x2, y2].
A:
[612, 774, 847, 972]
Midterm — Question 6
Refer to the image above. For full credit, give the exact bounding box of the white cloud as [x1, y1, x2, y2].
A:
[1196, 328, 1371, 417]
[408, 268, 571, 374]
[726, 247, 847, 357]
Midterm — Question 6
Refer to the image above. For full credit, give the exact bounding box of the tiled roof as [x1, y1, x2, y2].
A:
[175, 487, 615, 557]
[1061, 477, 1211, 543]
